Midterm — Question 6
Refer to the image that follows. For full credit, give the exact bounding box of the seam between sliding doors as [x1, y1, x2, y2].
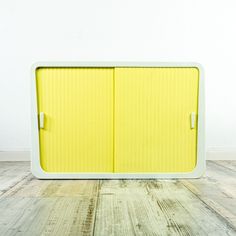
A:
[113, 68, 115, 173]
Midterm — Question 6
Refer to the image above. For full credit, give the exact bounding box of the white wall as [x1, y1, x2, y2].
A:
[0, 0, 236, 159]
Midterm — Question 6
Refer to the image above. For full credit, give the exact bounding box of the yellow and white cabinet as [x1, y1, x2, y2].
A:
[31, 62, 205, 179]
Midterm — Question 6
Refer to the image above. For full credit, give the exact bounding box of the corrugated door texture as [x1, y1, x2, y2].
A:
[114, 67, 199, 173]
[36, 68, 114, 172]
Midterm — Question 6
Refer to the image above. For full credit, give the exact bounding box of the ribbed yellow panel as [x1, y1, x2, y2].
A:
[36, 68, 114, 172]
[114, 67, 199, 173]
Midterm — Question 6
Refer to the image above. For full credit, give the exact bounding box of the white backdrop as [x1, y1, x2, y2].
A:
[0, 0, 236, 159]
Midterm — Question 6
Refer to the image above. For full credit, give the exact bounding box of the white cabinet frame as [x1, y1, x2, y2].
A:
[31, 62, 205, 179]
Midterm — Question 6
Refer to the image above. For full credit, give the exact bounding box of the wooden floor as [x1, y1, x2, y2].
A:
[0, 161, 235, 236]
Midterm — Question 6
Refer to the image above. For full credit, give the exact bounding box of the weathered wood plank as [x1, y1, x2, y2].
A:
[3, 176, 99, 198]
[0, 162, 100, 235]
[213, 160, 236, 172]
[0, 161, 29, 175]
[181, 161, 236, 228]
[0, 196, 98, 236]
[94, 180, 236, 236]
[0, 162, 30, 196]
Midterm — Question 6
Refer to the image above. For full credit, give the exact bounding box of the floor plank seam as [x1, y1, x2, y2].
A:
[0, 173, 32, 198]
[180, 180, 236, 232]
[92, 180, 101, 236]
[208, 160, 236, 173]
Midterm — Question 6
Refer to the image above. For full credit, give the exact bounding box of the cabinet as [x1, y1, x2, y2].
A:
[31, 63, 205, 178]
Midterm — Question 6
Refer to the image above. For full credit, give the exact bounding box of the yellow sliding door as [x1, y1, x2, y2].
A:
[36, 68, 114, 172]
[114, 67, 199, 173]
